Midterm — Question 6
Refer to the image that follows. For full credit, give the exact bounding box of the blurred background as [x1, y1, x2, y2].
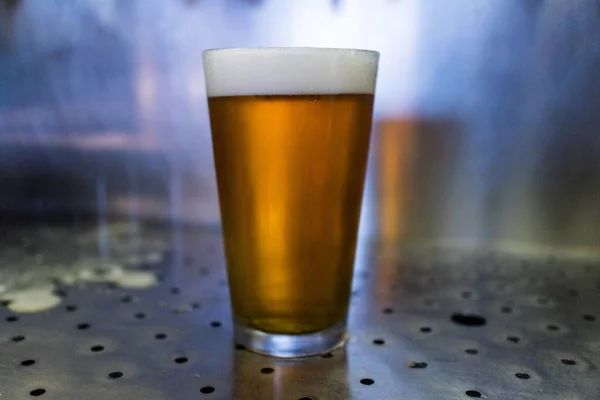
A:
[0, 0, 599, 258]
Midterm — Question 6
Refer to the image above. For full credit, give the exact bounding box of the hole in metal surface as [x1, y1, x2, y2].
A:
[451, 313, 486, 327]
[235, 344, 246, 350]
[170, 287, 180, 295]
[211, 321, 222, 328]
[501, 306, 513, 314]
[200, 386, 215, 394]
[546, 324, 560, 332]
[174, 357, 188, 364]
[515, 373, 530, 379]
[465, 390, 481, 398]
[423, 299, 436, 307]
[382, 307, 394, 314]
[373, 339, 385, 345]
[172, 306, 189, 315]
[77, 323, 91, 330]
[495, 283, 507, 293]
[561, 359, 576, 366]
[108, 371, 123, 379]
[321, 353, 333, 359]
[298, 397, 314, 400]
[507, 336, 521, 344]
[135, 312, 146, 320]
[53, 289, 67, 298]
[408, 362, 427, 369]
[191, 302, 201, 309]
[121, 295, 132, 303]
[30, 389, 46, 397]
[526, 277, 538, 285]
[537, 297, 549, 306]
[583, 314, 596, 322]
[65, 305, 77, 312]
[12, 335, 25, 342]
[420, 327, 432, 333]
[90, 345, 104, 352]
[465, 348, 479, 355]
[155, 333, 167, 340]
[261, 367, 274, 374]
[360, 378, 375, 386]
[6, 316, 19, 322]
[21, 359, 35, 366]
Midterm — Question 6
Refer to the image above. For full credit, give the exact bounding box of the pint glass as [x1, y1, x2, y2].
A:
[203, 47, 379, 357]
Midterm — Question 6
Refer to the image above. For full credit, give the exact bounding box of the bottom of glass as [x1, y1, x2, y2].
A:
[235, 322, 347, 358]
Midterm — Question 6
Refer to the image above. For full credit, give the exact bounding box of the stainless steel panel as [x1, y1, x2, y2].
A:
[0, 223, 599, 399]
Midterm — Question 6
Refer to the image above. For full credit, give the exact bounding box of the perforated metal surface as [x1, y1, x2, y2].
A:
[1, 228, 599, 400]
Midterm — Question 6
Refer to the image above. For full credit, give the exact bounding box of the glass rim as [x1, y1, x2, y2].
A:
[203, 46, 379, 57]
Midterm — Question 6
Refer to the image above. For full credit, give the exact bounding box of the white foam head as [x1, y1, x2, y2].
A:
[203, 47, 379, 97]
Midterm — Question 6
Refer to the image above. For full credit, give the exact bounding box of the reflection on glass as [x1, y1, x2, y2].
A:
[232, 346, 350, 399]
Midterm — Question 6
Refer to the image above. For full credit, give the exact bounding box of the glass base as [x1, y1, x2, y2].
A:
[235, 322, 347, 358]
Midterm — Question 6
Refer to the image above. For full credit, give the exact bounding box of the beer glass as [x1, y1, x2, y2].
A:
[203, 47, 379, 357]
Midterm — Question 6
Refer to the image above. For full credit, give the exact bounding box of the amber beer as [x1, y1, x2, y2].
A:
[204, 48, 378, 357]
